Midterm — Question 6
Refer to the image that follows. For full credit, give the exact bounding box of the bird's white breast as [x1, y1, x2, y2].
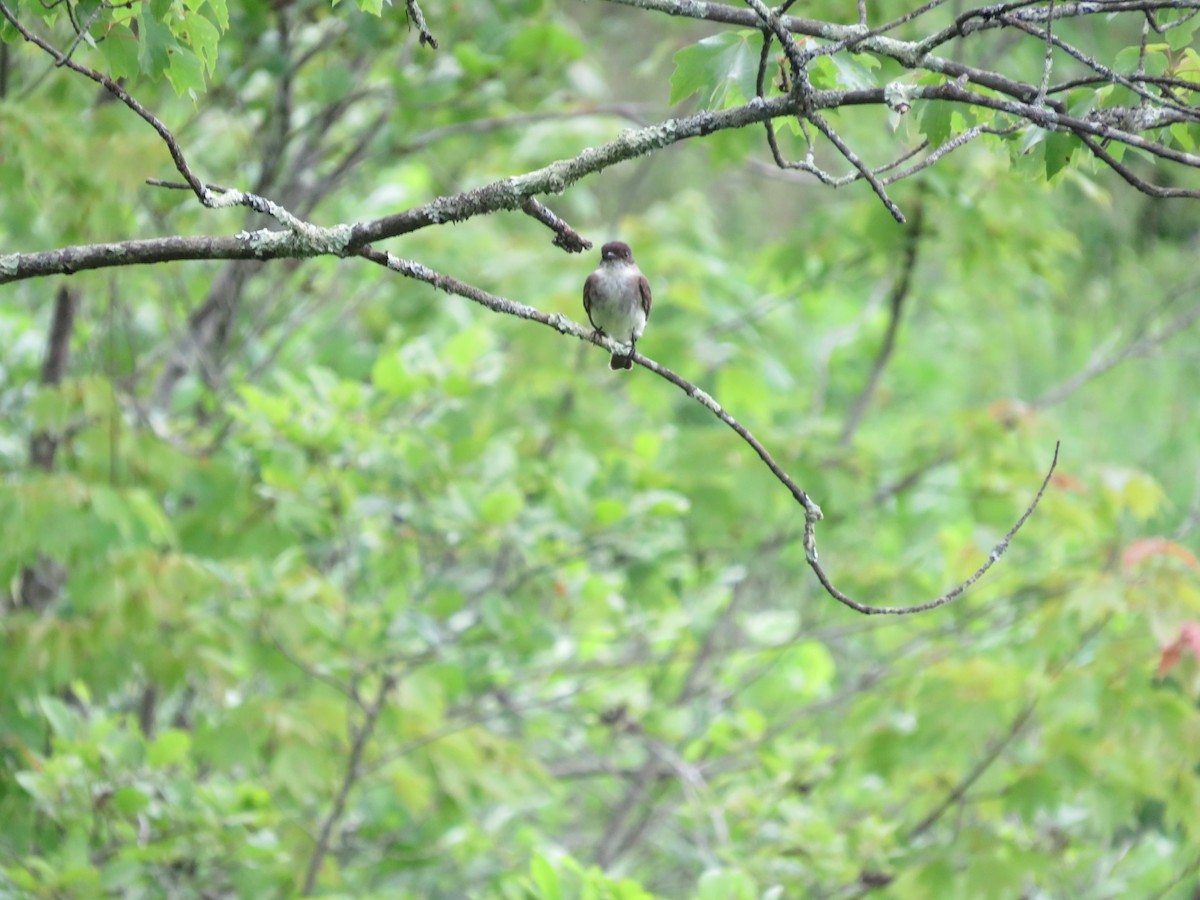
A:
[589, 265, 646, 342]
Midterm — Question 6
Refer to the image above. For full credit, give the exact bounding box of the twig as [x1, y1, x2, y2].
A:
[520, 197, 592, 253]
[0, 94, 796, 284]
[0, 0, 340, 234]
[5, 69, 1198, 285]
[1077, 133, 1200, 199]
[839, 199, 924, 445]
[906, 618, 1108, 840]
[302, 673, 396, 895]
[917, 81, 1200, 168]
[882, 124, 1019, 185]
[907, 702, 1038, 840]
[744, 0, 808, 78]
[1034, 281, 1200, 408]
[269, 632, 362, 706]
[1001, 13, 1200, 119]
[810, 441, 1059, 616]
[1036, 0, 1055, 106]
[809, 111, 907, 223]
[743, 0, 911, 221]
[404, 0, 439, 49]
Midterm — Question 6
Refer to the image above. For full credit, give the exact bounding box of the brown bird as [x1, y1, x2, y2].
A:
[583, 241, 652, 370]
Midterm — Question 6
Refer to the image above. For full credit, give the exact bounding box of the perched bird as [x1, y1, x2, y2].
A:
[583, 240, 652, 370]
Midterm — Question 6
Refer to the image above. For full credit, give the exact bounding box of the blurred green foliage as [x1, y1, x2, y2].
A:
[2, 0, 1200, 897]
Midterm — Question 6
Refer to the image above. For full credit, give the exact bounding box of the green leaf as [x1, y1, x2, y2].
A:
[99, 25, 140, 80]
[831, 52, 879, 90]
[180, 8, 221, 75]
[147, 729, 192, 767]
[529, 853, 562, 900]
[372, 352, 417, 397]
[670, 31, 762, 109]
[137, 0, 179, 78]
[202, 0, 229, 31]
[508, 23, 585, 65]
[696, 868, 757, 900]
[166, 47, 207, 95]
[919, 101, 955, 148]
[1171, 122, 1198, 151]
[479, 488, 523, 525]
[1044, 131, 1078, 178]
[39, 695, 80, 742]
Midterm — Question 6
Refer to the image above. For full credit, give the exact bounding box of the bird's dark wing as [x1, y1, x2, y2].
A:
[583, 272, 601, 330]
[637, 274, 652, 321]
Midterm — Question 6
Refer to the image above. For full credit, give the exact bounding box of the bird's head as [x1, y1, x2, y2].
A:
[600, 241, 635, 265]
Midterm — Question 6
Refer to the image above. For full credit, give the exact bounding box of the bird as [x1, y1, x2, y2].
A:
[582, 240, 652, 370]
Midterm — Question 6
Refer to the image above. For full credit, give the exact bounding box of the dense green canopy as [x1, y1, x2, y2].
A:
[2, 0, 1199, 896]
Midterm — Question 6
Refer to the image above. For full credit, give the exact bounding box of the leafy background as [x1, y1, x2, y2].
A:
[2, 0, 1199, 897]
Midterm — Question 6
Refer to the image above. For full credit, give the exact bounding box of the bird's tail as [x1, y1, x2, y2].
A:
[609, 354, 633, 370]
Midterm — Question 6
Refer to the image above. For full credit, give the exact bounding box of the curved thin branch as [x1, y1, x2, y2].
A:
[360, 246, 1060, 617]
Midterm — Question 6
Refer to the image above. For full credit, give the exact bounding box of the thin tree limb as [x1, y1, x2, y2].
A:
[363, 247, 1059, 617]
[302, 673, 396, 895]
[839, 200, 924, 445]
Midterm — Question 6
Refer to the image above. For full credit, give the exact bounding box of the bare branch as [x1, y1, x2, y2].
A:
[1078, 133, 1200, 199]
[808, 111, 907, 222]
[906, 702, 1038, 840]
[1034, 280, 1200, 408]
[302, 673, 396, 895]
[839, 200, 924, 445]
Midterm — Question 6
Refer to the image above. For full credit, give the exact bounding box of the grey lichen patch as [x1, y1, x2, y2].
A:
[0, 254, 21, 277]
[306, 222, 355, 256]
[423, 202, 448, 225]
[387, 254, 434, 281]
[650, 120, 679, 147]
[237, 228, 302, 258]
[690, 387, 722, 415]
[207, 189, 247, 209]
[547, 312, 573, 334]
[232, 222, 353, 258]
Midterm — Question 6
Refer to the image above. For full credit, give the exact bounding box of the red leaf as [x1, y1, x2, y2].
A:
[1122, 537, 1199, 570]
[1157, 621, 1200, 678]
